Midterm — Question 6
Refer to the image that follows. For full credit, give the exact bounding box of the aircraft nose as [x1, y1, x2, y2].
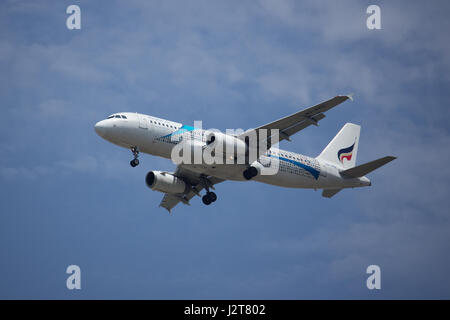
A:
[94, 120, 108, 137]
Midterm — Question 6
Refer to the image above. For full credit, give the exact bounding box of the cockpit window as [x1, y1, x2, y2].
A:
[107, 114, 127, 119]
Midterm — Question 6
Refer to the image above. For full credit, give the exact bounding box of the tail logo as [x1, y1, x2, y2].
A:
[337, 143, 355, 163]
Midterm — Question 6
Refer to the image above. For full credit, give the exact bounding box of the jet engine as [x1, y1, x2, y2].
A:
[243, 160, 266, 180]
[145, 171, 188, 194]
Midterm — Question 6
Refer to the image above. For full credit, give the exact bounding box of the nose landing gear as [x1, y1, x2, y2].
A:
[130, 147, 140, 167]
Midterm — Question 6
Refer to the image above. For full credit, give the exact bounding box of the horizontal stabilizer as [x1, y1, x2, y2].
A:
[322, 189, 342, 198]
[340, 156, 396, 178]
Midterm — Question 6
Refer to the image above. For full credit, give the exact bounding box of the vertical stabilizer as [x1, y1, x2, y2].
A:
[317, 123, 360, 169]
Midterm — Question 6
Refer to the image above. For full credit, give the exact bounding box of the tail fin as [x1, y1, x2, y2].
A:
[316, 123, 360, 169]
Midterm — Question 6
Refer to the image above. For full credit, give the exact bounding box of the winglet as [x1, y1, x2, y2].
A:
[346, 93, 354, 101]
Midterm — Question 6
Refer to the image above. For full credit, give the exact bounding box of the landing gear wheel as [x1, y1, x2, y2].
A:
[207, 191, 217, 202]
[130, 147, 140, 167]
[202, 194, 212, 205]
[130, 159, 139, 167]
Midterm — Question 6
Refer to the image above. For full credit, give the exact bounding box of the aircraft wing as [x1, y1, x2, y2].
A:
[237, 95, 353, 148]
[159, 166, 225, 213]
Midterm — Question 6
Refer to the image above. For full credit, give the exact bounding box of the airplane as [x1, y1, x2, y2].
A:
[94, 95, 396, 212]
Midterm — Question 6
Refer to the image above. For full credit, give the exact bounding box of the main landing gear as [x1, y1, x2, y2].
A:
[130, 147, 140, 167]
[202, 191, 217, 205]
[200, 175, 218, 206]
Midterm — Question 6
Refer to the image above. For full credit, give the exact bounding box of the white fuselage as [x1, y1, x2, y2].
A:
[94, 112, 370, 190]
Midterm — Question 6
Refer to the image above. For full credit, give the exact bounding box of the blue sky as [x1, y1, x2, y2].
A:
[1, 0, 450, 299]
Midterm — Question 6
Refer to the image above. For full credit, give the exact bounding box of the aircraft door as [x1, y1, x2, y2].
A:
[139, 115, 147, 129]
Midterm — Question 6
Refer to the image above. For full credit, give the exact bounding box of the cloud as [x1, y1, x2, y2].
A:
[37, 99, 73, 117]
[1, 0, 450, 299]
[56, 155, 98, 173]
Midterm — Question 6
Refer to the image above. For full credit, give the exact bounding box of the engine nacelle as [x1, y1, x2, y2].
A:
[205, 131, 247, 160]
[145, 171, 188, 194]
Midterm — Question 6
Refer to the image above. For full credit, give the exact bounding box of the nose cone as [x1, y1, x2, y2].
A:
[94, 120, 109, 138]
